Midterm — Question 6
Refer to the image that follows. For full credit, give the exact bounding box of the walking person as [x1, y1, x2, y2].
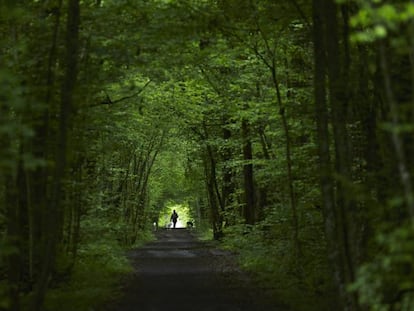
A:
[170, 210, 179, 228]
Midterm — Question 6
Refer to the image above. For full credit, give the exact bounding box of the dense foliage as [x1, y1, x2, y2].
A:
[1, 0, 414, 310]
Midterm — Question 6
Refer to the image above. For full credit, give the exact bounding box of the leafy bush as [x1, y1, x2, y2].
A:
[350, 225, 414, 311]
[221, 205, 333, 311]
[40, 214, 155, 311]
[43, 237, 132, 311]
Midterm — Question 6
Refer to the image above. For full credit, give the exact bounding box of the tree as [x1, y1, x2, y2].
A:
[2, 1, 414, 310]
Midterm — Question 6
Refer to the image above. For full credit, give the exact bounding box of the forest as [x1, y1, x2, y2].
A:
[1, 0, 414, 310]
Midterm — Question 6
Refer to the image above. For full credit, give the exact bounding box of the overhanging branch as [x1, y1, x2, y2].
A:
[90, 79, 152, 108]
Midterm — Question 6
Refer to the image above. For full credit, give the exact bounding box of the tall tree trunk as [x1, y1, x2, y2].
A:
[203, 146, 223, 239]
[312, 0, 345, 309]
[2, 90, 22, 311]
[242, 118, 255, 225]
[325, 4, 358, 307]
[379, 42, 414, 223]
[221, 122, 235, 225]
[316, 1, 361, 310]
[5, 175, 21, 311]
[271, 64, 300, 256]
[132, 134, 164, 240]
[29, 0, 63, 280]
[68, 157, 83, 263]
[199, 121, 224, 240]
[253, 23, 299, 254]
[30, 0, 80, 310]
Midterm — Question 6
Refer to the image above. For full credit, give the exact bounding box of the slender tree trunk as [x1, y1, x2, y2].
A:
[242, 118, 255, 225]
[29, 0, 64, 279]
[254, 29, 300, 252]
[254, 27, 298, 244]
[379, 42, 414, 223]
[312, 0, 345, 309]
[208, 145, 224, 239]
[325, 6, 359, 308]
[132, 134, 164, 240]
[6, 175, 21, 311]
[269, 61, 300, 256]
[316, 1, 361, 310]
[69, 157, 83, 263]
[30, 1, 80, 310]
[258, 128, 271, 160]
[221, 122, 235, 225]
[201, 127, 223, 239]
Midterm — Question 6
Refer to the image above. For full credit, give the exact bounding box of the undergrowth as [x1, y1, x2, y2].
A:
[44, 239, 132, 311]
[42, 218, 154, 311]
[221, 207, 335, 311]
[195, 228, 214, 241]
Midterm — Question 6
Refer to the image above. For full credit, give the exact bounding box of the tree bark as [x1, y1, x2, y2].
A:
[325, 6, 359, 309]
[5, 174, 21, 311]
[312, 0, 345, 309]
[30, 0, 80, 310]
[221, 121, 236, 225]
[199, 120, 224, 239]
[204, 144, 223, 239]
[379, 42, 414, 224]
[242, 118, 255, 225]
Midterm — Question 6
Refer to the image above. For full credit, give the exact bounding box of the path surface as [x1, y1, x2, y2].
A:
[104, 228, 285, 311]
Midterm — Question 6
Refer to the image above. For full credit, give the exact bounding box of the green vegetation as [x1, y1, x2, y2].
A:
[1, 0, 414, 310]
[43, 239, 131, 311]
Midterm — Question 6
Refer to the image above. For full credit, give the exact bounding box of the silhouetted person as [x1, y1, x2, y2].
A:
[170, 210, 178, 228]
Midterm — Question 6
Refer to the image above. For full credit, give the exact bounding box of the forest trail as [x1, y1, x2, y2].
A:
[102, 228, 286, 311]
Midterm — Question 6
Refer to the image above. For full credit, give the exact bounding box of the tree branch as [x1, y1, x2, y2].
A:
[90, 79, 152, 108]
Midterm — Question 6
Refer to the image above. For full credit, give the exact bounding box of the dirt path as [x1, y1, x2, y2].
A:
[104, 228, 286, 311]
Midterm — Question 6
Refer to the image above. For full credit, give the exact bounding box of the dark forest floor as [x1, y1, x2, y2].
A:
[101, 228, 289, 311]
